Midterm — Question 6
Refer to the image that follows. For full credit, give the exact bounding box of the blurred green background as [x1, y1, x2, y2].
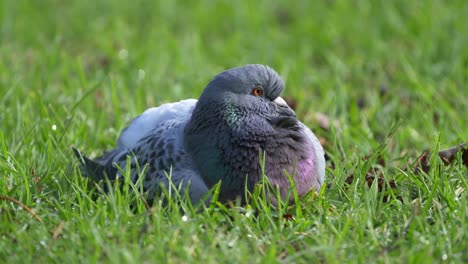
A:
[1, 0, 466, 152]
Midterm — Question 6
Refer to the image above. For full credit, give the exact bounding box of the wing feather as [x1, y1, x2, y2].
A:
[117, 99, 197, 149]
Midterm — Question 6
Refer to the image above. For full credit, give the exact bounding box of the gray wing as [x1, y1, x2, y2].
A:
[110, 119, 208, 204]
[74, 99, 209, 205]
[116, 99, 197, 149]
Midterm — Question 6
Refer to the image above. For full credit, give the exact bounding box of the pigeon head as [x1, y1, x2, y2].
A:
[195, 64, 296, 127]
[185, 64, 319, 203]
[201, 64, 284, 102]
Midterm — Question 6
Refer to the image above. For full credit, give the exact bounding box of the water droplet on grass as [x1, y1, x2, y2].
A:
[118, 49, 129, 60]
[228, 240, 236, 247]
[138, 69, 146, 81]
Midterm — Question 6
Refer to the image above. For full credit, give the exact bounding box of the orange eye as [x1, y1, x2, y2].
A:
[251, 87, 264, 96]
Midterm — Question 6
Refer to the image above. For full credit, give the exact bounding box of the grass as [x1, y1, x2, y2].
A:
[0, 0, 467, 262]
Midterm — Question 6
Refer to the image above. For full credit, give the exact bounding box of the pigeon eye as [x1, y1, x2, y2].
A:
[251, 87, 264, 97]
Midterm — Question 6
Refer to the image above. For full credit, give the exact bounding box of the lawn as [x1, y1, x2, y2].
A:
[0, 0, 467, 263]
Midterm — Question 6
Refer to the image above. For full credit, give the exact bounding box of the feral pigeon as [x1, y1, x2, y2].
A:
[74, 64, 325, 205]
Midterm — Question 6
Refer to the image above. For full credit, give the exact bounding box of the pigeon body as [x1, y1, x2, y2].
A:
[74, 64, 325, 205]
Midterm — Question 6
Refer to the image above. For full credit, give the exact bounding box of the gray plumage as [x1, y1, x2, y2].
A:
[74, 64, 325, 205]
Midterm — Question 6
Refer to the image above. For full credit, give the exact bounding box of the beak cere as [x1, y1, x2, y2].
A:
[273, 96, 288, 107]
[272, 96, 296, 118]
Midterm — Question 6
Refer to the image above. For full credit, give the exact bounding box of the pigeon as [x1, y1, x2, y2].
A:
[74, 64, 325, 205]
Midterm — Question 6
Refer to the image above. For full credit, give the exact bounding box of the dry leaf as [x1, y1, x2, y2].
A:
[283, 96, 297, 111]
[314, 112, 340, 131]
[438, 143, 468, 166]
[0, 196, 43, 223]
[282, 213, 294, 221]
[414, 143, 467, 173]
[52, 222, 66, 240]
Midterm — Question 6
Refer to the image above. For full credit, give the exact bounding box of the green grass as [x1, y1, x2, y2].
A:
[1, 0, 467, 262]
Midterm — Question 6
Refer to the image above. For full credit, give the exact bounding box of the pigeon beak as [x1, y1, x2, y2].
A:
[273, 96, 288, 107]
[273, 96, 296, 117]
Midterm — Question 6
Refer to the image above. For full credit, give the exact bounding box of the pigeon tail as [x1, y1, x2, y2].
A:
[72, 147, 119, 182]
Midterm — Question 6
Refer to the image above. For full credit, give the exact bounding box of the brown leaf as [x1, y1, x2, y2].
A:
[433, 112, 440, 126]
[357, 97, 366, 110]
[414, 143, 467, 173]
[31, 167, 43, 192]
[345, 174, 355, 185]
[283, 96, 297, 111]
[98, 56, 111, 68]
[52, 222, 66, 240]
[345, 155, 396, 192]
[275, 8, 293, 26]
[282, 213, 294, 221]
[365, 168, 397, 191]
[346, 169, 396, 192]
[94, 90, 104, 109]
[414, 149, 430, 174]
[438, 143, 468, 166]
[318, 137, 327, 148]
[314, 112, 340, 131]
[0, 196, 43, 223]
[379, 84, 389, 97]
